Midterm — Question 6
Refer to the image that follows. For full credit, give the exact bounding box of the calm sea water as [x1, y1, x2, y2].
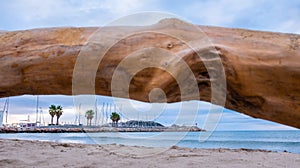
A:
[0, 130, 299, 154]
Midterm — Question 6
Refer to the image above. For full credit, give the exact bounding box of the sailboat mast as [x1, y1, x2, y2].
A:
[5, 98, 9, 125]
[105, 103, 108, 124]
[78, 103, 81, 125]
[101, 102, 105, 125]
[36, 95, 39, 124]
[109, 103, 112, 124]
[95, 99, 98, 126]
[120, 104, 123, 122]
[39, 107, 44, 126]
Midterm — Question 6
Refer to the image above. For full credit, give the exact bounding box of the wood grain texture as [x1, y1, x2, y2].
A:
[0, 19, 299, 128]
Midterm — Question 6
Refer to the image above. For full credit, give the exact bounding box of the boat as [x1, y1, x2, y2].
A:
[17, 122, 37, 131]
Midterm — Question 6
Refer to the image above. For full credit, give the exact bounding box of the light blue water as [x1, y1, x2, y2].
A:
[0, 130, 299, 154]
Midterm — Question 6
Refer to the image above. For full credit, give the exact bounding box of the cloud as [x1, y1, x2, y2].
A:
[278, 20, 300, 34]
[181, 0, 300, 34]
[1, 95, 297, 130]
[182, 0, 256, 26]
[1, 0, 299, 34]
[0, 0, 160, 30]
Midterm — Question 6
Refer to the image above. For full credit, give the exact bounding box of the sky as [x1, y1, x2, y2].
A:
[1, 95, 296, 131]
[0, 0, 300, 33]
[0, 0, 299, 130]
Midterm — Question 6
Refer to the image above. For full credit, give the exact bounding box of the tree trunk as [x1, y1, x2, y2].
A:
[1, 26, 299, 128]
[51, 116, 53, 125]
[56, 116, 59, 125]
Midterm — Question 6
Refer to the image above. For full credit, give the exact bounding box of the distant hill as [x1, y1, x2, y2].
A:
[103, 120, 165, 128]
[122, 120, 164, 127]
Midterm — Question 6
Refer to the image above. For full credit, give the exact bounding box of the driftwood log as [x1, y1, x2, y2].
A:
[0, 19, 299, 128]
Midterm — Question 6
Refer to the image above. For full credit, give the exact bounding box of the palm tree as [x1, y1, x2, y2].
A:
[55, 105, 63, 125]
[110, 112, 120, 127]
[85, 110, 94, 126]
[49, 105, 56, 125]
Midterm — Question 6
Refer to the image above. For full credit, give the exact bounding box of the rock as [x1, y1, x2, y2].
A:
[0, 19, 299, 128]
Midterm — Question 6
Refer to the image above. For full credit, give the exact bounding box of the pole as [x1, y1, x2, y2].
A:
[95, 99, 98, 126]
[78, 103, 81, 125]
[110, 103, 112, 113]
[101, 102, 104, 125]
[39, 107, 41, 125]
[5, 98, 9, 125]
[120, 104, 123, 122]
[36, 95, 39, 124]
[110, 103, 112, 125]
[138, 110, 140, 127]
[100, 103, 104, 125]
[105, 103, 108, 124]
[40, 107, 45, 126]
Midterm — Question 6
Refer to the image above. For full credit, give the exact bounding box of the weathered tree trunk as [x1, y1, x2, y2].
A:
[0, 20, 299, 128]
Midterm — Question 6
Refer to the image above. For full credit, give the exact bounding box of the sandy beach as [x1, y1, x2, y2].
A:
[0, 139, 299, 168]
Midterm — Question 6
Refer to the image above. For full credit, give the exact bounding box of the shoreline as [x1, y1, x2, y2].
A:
[0, 125, 205, 133]
[0, 138, 299, 168]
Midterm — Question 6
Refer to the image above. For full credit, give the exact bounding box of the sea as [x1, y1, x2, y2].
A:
[0, 130, 299, 154]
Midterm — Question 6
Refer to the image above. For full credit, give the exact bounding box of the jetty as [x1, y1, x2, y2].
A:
[0, 121, 205, 133]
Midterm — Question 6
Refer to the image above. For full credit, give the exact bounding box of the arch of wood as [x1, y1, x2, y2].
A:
[0, 21, 299, 128]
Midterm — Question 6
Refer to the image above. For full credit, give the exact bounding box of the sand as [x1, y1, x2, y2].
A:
[0, 139, 299, 168]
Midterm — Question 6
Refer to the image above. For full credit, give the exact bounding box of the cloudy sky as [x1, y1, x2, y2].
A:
[1, 0, 300, 33]
[0, 0, 299, 130]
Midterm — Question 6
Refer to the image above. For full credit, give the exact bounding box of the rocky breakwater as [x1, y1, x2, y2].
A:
[0, 125, 204, 133]
[0, 19, 299, 128]
[83, 126, 204, 132]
